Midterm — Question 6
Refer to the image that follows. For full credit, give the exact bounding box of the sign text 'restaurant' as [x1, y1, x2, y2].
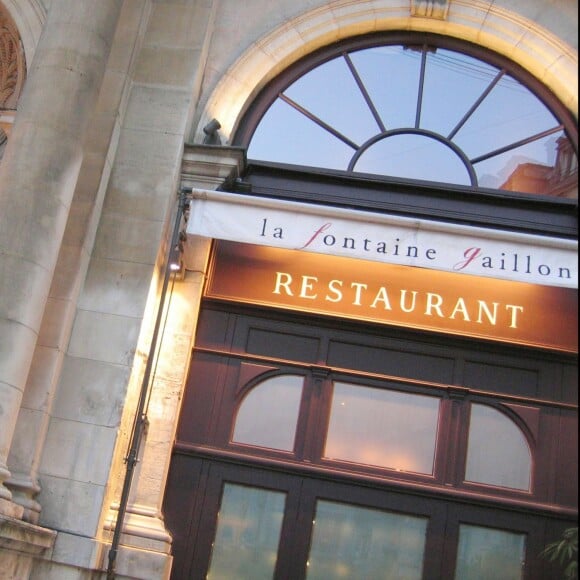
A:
[205, 241, 578, 352]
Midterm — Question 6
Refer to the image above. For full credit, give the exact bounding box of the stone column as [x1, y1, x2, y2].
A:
[99, 145, 246, 578]
[0, 0, 123, 513]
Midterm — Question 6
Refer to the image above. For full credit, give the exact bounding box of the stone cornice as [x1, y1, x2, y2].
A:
[181, 143, 247, 191]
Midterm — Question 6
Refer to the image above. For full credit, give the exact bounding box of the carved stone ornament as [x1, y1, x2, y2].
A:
[0, 4, 25, 110]
[410, 0, 450, 20]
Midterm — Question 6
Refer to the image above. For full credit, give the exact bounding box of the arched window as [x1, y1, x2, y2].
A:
[235, 34, 577, 198]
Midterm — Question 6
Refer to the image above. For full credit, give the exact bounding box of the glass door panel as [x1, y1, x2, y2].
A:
[206, 483, 287, 579]
[455, 524, 526, 580]
[306, 499, 428, 580]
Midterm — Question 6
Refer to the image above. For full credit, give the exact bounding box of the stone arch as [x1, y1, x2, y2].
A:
[196, 0, 578, 144]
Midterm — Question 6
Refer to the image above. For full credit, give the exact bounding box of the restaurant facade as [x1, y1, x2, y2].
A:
[0, 1, 577, 578]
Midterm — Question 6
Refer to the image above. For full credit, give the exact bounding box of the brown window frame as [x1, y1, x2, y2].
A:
[165, 454, 559, 580]
[165, 301, 576, 580]
[175, 302, 577, 510]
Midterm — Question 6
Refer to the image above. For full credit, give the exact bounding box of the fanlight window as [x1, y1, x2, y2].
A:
[243, 38, 577, 198]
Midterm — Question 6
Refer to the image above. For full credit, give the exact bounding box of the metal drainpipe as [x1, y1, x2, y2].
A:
[106, 187, 191, 579]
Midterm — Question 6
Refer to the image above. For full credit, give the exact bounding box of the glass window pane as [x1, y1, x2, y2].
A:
[465, 404, 532, 490]
[353, 134, 472, 185]
[207, 483, 286, 580]
[350, 45, 421, 130]
[284, 56, 379, 145]
[324, 382, 440, 474]
[307, 500, 428, 580]
[455, 524, 526, 580]
[454, 74, 558, 162]
[247, 98, 354, 169]
[475, 131, 577, 196]
[233, 375, 304, 451]
[421, 49, 501, 137]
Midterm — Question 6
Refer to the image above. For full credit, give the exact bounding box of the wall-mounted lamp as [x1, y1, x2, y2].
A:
[169, 231, 187, 279]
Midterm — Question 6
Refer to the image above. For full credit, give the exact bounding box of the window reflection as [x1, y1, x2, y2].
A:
[207, 484, 286, 580]
[324, 382, 440, 474]
[455, 524, 526, 580]
[307, 500, 428, 580]
[495, 133, 578, 196]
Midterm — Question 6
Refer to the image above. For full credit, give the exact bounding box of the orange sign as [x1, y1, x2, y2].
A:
[206, 241, 578, 353]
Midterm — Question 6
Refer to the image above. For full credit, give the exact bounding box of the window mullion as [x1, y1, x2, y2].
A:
[300, 369, 333, 463]
[343, 51, 386, 132]
[415, 45, 428, 129]
[446, 68, 505, 140]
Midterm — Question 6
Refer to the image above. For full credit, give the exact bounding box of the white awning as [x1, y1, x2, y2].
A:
[186, 188, 578, 289]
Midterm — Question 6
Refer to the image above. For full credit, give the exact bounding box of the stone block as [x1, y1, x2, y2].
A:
[39, 419, 117, 486]
[113, 126, 184, 169]
[21, 346, 61, 411]
[0, 254, 52, 332]
[146, 2, 212, 48]
[47, 244, 85, 301]
[133, 46, 201, 89]
[107, 0, 148, 74]
[92, 214, 165, 265]
[37, 476, 105, 537]
[67, 310, 142, 367]
[125, 85, 191, 135]
[7, 407, 45, 475]
[78, 258, 153, 319]
[37, 297, 74, 351]
[103, 161, 175, 223]
[52, 356, 129, 427]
